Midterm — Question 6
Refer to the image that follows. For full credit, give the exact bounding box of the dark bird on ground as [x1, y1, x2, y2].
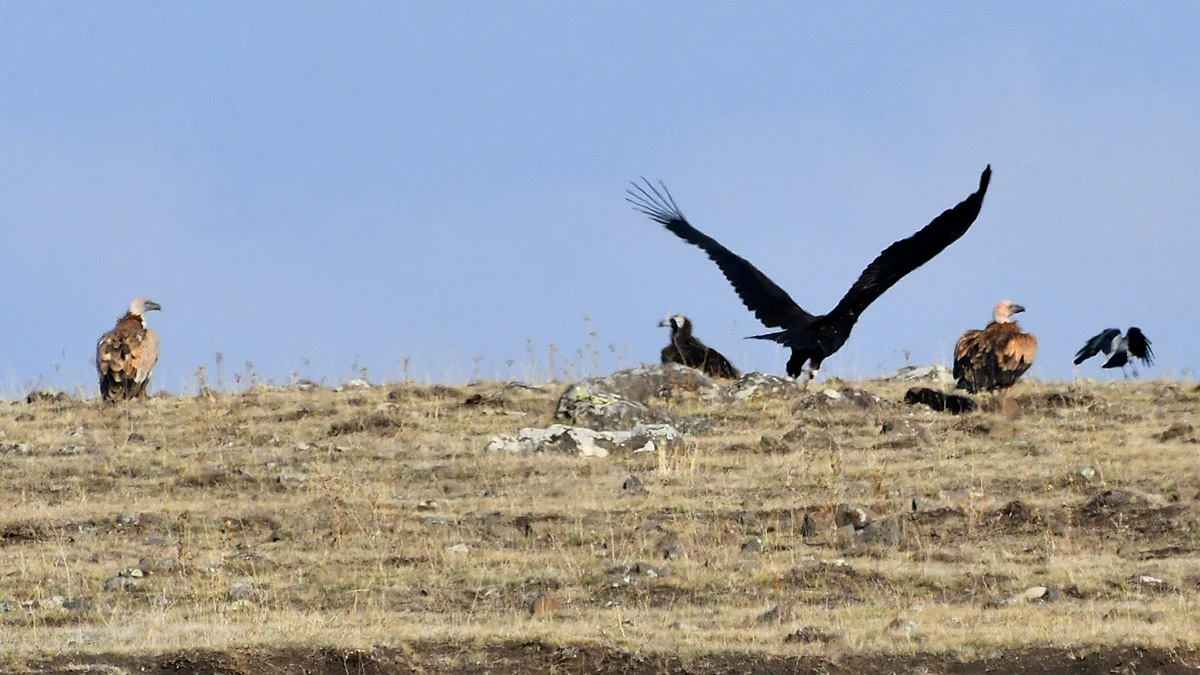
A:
[627, 166, 992, 380]
[1074, 327, 1153, 370]
[658, 314, 740, 379]
[96, 297, 162, 401]
[953, 300, 1037, 394]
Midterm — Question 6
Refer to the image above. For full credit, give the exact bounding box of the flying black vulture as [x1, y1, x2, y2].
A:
[627, 166, 991, 380]
[1073, 327, 1153, 369]
[953, 300, 1037, 393]
[659, 314, 740, 379]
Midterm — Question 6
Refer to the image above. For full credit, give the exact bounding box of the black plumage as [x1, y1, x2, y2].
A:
[1073, 327, 1154, 369]
[628, 166, 992, 379]
[659, 314, 740, 379]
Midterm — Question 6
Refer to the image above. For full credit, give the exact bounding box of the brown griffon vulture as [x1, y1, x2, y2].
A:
[659, 314, 740, 379]
[96, 297, 162, 401]
[628, 166, 991, 381]
[953, 300, 1036, 393]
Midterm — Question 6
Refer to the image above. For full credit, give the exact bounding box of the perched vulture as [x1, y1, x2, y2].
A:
[96, 297, 162, 401]
[1073, 327, 1153, 369]
[953, 300, 1037, 393]
[659, 314, 740, 379]
[628, 166, 991, 380]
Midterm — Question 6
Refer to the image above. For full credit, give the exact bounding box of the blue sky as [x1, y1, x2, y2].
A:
[2, 3, 1197, 393]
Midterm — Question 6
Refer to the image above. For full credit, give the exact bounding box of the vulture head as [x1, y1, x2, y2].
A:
[992, 300, 1025, 324]
[658, 314, 692, 336]
[129, 297, 163, 317]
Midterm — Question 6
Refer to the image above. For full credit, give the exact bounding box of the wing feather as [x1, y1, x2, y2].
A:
[1074, 328, 1120, 364]
[1125, 327, 1154, 366]
[627, 179, 814, 329]
[826, 166, 991, 326]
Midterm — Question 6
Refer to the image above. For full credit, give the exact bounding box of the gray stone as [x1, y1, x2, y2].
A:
[756, 602, 797, 624]
[833, 504, 872, 529]
[562, 364, 719, 407]
[622, 475, 645, 492]
[102, 576, 142, 592]
[486, 423, 682, 457]
[785, 626, 839, 644]
[741, 536, 764, 552]
[887, 618, 919, 636]
[885, 365, 954, 384]
[227, 581, 260, 602]
[795, 387, 888, 413]
[858, 520, 901, 547]
[720, 372, 802, 403]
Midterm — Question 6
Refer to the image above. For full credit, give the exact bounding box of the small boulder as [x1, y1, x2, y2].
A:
[720, 372, 802, 403]
[885, 365, 954, 384]
[486, 423, 682, 457]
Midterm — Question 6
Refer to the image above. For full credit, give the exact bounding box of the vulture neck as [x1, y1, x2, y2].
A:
[118, 312, 147, 327]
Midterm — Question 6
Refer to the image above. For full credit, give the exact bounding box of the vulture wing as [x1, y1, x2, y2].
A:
[1073, 328, 1121, 364]
[823, 166, 992, 330]
[627, 179, 814, 329]
[133, 329, 160, 383]
[1125, 327, 1154, 366]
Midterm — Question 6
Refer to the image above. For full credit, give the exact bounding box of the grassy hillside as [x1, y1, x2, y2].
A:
[1, 377, 1197, 672]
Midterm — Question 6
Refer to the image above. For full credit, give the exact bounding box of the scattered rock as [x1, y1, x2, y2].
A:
[1081, 489, 1152, 519]
[0, 443, 31, 456]
[127, 432, 146, 443]
[756, 602, 796, 624]
[757, 435, 791, 454]
[658, 540, 683, 560]
[622, 475, 645, 493]
[785, 626, 839, 644]
[904, 387, 977, 414]
[857, 520, 901, 547]
[593, 363, 720, 401]
[800, 511, 834, 538]
[885, 365, 954, 384]
[486, 423, 682, 457]
[795, 387, 888, 413]
[741, 536, 764, 553]
[1023, 585, 1061, 602]
[102, 576, 143, 593]
[1154, 423, 1195, 442]
[887, 618, 919, 636]
[39, 595, 66, 610]
[604, 562, 667, 588]
[720, 372, 802, 403]
[554, 385, 684, 431]
[446, 543, 470, 554]
[338, 378, 371, 391]
[529, 593, 561, 617]
[25, 390, 71, 404]
[226, 582, 260, 602]
[833, 504, 872, 529]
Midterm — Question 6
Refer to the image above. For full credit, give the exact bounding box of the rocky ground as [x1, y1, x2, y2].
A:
[1, 367, 1197, 673]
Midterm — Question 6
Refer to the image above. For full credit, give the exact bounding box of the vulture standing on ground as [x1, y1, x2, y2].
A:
[627, 166, 992, 380]
[659, 314, 740, 379]
[953, 300, 1037, 393]
[96, 297, 162, 401]
[1073, 327, 1153, 370]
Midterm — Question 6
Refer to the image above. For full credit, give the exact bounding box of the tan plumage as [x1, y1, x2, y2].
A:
[96, 297, 162, 401]
[953, 300, 1036, 393]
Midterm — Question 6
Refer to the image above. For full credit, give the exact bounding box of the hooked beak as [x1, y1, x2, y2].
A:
[1009, 303, 1025, 315]
[144, 300, 163, 312]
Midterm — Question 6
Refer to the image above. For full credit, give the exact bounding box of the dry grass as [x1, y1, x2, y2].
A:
[0, 377, 1197, 662]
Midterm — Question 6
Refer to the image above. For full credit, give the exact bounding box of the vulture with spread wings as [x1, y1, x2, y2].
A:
[628, 166, 992, 379]
[1074, 327, 1153, 369]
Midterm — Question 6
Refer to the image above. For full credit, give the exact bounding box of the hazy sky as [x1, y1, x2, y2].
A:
[2, 3, 1197, 393]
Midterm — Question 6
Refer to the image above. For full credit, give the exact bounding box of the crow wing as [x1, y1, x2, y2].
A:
[823, 166, 992, 329]
[1125, 327, 1154, 366]
[1073, 328, 1121, 365]
[627, 179, 814, 329]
